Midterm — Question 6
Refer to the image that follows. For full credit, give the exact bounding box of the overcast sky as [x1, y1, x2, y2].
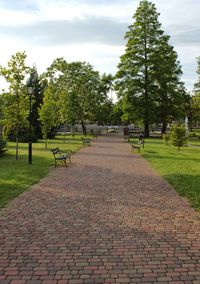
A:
[0, 0, 199, 93]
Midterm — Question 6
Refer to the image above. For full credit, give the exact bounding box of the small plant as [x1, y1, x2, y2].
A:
[170, 123, 187, 150]
[162, 133, 170, 145]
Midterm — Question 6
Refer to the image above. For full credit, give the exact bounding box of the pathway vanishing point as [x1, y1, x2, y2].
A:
[0, 134, 200, 284]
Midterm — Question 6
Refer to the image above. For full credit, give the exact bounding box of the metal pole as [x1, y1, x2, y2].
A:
[28, 94, 32, 164]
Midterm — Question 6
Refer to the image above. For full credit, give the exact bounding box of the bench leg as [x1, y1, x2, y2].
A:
[64, 159, 67, 167]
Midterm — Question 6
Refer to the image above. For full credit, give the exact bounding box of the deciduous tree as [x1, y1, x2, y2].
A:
[0, 51, 29, 159]
[39, 83, 61, 149]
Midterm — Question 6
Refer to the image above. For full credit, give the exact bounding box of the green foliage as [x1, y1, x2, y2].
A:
[153, 35, 187, 133]
[0, 95, 4, 120]
[95, 73, 114, 125]
[7, 128, 38, 143]
[191, 58, 200, 124]
[191, 92, 200, 123]
[194, 56, 200, 94]
[46, 59, 113, 134]
[29, 67, 45, 140]
[0, 51, 30, 159]
[39, 83, 61, 148]
[162, 133, 170, 145]
[115, 0, 163, 136]
[111, 100, 124, 125]
[115, 0, 186, 136]
[170, 123, 187, 150]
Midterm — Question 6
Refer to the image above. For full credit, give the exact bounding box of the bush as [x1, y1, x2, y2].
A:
[162, 133, 170, 145]
[170, 124, 187, 150]
[47, 127, 57, 139]
[8, 128, 38, 143]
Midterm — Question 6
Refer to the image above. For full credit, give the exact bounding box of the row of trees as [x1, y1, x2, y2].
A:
[1, 0, 200, 157]
[0, 53, 122, 157]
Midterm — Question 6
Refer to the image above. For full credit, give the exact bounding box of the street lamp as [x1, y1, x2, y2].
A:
[26, 76, 34, 165]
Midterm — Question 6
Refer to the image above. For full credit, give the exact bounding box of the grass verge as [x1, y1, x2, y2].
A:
[0, 134, 90, 209]
[130, 138, 200, 211]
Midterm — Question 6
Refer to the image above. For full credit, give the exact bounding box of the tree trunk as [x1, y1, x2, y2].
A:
[144, 33, 149, 138]
[161, 122, 167, 134]
[15, 126, 19, 160]
[71, 125, 75, 139]
[81, 121, 86, 136]
[144, 118, 149, 138]
[45, 131, 48, 149]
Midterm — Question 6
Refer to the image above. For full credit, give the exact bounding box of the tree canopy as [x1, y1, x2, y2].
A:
[0, 51, 30, 159]
[115, 0, 187, 136]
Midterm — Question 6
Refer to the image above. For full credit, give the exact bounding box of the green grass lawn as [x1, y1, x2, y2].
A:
[0, 134, 90, 209]
[188, 136, 200, 147]
[132, 138, 200, 211]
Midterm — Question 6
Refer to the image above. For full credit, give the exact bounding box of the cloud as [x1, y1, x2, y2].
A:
[170, 27, 200, 45]
[0, 0, 38, 11]
[0, 17, 128, 46]
[0, 0, 199, 92]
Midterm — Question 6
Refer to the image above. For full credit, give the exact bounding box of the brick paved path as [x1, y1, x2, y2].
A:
[0, 134, 200, 284]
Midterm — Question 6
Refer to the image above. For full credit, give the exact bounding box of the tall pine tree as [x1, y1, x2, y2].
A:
[115, 0, 185, 136]
[152, 35, 186, 133]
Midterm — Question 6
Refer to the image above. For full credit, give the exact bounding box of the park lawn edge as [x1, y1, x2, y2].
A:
[137, 138, 200, 212]
[0, 134, 92, 210]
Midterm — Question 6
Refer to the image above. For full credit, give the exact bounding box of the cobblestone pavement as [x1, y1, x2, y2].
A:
[0, 134, 200, 284]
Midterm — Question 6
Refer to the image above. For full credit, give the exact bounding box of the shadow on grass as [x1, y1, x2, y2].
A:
[0, 183, 26, 209]
[143, 147, 200, 161]
[0, 155, 53, 208]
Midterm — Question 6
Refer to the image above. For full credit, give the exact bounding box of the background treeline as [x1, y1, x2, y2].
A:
[0, 0, 200, 152]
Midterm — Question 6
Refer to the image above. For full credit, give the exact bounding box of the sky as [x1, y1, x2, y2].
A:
[0, 0, 199, 95]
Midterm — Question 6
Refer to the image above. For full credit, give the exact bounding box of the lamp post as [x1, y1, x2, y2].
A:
[27, 77, 34, 165]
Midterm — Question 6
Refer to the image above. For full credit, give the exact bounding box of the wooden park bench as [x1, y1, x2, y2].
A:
[130, 136, 145, 153]
[130, 142, 141, 152]
[51, 147, 72, 167]
[81, 137, 91, 146]
[124, 132, 138, 142]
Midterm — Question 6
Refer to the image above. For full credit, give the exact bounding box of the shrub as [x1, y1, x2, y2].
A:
[162, 133, 170, 145]
[170, 124, 187, 150]
[7, 128, 38, 143]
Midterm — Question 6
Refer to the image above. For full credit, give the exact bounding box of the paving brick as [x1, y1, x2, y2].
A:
[0, 135, 200, 283]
